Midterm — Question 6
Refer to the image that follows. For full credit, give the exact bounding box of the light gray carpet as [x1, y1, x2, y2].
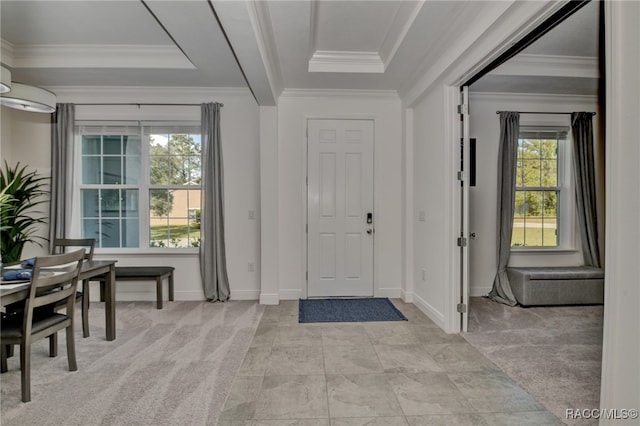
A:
[0, 300, 264, 426]
[463, 297, 603, 426]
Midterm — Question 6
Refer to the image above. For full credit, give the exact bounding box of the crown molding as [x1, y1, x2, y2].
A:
[1, 39, 15, 67]
[11, 44, 194, 69]
[490, 54, 599, 78]
[47, 86, 252, 104]
[308, 50, 384, 74]
[280, 88, 399, 100]
[248, 0, 283, 99]
[469, 91, 598, 104]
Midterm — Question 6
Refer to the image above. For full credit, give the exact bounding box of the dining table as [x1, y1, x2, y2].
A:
[1, 259, 118, 341]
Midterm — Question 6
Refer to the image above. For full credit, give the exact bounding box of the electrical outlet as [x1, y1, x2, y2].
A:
[418, 211, 426, 222]
[421, 269, 427, 281]
[248, 210, 256, 220]
[248, 262, 255, 272]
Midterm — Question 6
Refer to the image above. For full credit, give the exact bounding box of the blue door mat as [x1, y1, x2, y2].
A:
[298, 297, 408, 323]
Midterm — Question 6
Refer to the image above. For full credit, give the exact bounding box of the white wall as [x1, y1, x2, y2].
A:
[2, 87, 261, 302]
[600, 0, 640, 420]
[410, 86, 458, 331]
[273, 90, 403, 300]
[467, 92, 601, 296]
[1, 105, 52, 260]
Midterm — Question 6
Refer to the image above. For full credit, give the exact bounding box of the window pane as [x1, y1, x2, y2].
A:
[81, 189, 99, 217]
[512, 190, 559, 247]
[123, 156, 141, 184]
[122, 219, 139, 247]
[82, 136, 101, 155]
[171, 156, 189, 185]
[512, 191, 526, 246]
[123, 136, 141, 156]
[103, 157, 122, 184]
[103, 136, 122, 155]
[541, 191, 558, 246]
[149, 188, 201, 248]
[101, 219, 120, 248]
[188, 155, 201, 184]
[519, 139, 539, 159]
[540, 160, 557, 187]
[515, 159, 523, 187]
[82, 219, 100, 242]
[82, 157, 101, 184]
[150, 156, 170, 185]
[122, 189, 139, 218]
[540, 139, 557, 159]
[101, 189, 120, 217]
[522, 159, 541, 187]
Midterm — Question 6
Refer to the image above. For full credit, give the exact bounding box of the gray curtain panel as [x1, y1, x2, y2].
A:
[488, 111, 520, 306]
[48, 103, 75, 252]
[200, 102, 230, 302]
[571, 112, 601, 268]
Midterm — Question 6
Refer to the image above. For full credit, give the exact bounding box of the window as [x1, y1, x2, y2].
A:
[78, 122, 201, 249]
[512, 127, 568, 248]
[148, 125, 202, 248]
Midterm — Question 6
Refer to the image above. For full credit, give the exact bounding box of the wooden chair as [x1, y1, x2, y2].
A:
[52, 238, 95, 337]
[0, 249, 85, 402]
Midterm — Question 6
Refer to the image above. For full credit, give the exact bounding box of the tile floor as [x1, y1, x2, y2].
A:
[218, 299, 565, 426]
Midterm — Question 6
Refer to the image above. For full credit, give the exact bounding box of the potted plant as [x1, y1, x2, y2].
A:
[0, 161, 49, 263]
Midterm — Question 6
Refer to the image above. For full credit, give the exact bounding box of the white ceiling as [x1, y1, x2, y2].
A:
[0, 0, 600, 106]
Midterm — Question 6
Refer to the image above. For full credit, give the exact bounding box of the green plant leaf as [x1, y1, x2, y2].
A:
[1, 161, 49, 263]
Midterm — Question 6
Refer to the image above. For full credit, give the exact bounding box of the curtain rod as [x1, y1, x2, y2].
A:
[496, 111, 595, 115]
[74, 102, 223, 107]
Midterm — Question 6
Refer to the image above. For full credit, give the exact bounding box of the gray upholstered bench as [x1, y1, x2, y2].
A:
[99, 266, 175, 309]
[507, 266, 604, 306]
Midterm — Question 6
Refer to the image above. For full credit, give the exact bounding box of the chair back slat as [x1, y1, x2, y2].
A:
[23, 250, 85, 330]
[52, 238, 95, 261]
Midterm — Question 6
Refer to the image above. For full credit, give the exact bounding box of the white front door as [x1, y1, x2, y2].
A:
[307, 119, 374, 297]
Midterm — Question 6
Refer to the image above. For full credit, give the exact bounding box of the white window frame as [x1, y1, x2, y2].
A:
[74, 120, 201, 253]
[511, 123, 576, 253]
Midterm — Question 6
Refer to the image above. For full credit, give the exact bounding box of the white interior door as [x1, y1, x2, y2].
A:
[307, 119, 374, 298]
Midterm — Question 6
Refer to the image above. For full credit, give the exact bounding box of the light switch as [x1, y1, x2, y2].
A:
[418, 211, 426, 222]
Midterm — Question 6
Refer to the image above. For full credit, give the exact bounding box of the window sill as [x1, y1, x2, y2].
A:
[510, 248, 580, 255]
[94, 248, 199, 256]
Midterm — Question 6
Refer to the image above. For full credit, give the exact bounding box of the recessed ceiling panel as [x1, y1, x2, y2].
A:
[313, 1, 402, 52]
[1, 1, 172, 45]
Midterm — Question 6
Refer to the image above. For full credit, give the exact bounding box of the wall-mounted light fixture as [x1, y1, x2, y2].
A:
[0, 65, 56, 113]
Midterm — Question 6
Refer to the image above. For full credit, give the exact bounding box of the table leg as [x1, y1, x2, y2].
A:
[105, 266, 116, 341]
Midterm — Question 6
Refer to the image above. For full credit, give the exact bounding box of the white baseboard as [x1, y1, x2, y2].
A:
[230, 290, 261, 300]
[280, 289, 302, 300]
[259, 293, 280, 305]
[411, 293, 446, 330]
[400, 289, 414, 303]
[376, 287, 402, 298]
[93, 289, 260, 302]
[470, 286, 492, 297]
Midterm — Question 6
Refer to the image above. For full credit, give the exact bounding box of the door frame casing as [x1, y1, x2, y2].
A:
[302, 114, 378, 299]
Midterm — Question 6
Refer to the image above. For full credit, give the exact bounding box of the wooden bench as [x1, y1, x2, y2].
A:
[507, 266, 604, 306]
[99, 266, 175, 309]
